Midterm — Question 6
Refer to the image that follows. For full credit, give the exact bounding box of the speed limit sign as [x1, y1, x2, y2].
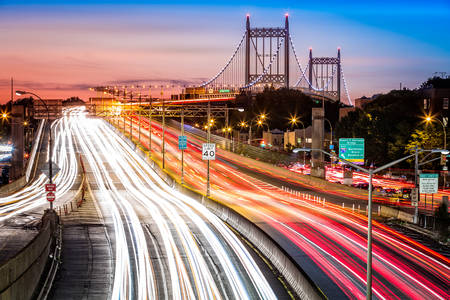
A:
[202, 143, 216, 160]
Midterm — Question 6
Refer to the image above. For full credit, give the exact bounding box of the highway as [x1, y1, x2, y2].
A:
[120, 114, 450, 299]
[71, 108, 280, 299]
[0, 110, 80, 223]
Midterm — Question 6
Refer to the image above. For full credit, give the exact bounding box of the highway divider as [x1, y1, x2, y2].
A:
[106, 120, 324, 300]
[0, 210, 60, 300]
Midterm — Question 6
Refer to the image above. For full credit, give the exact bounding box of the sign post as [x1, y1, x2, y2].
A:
[339, 138, 365, 165]
[180, 108, 186, 185]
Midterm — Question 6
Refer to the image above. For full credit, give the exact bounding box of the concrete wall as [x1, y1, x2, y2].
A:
[0, 210, 59, 300]
[106, 121, 324, 300]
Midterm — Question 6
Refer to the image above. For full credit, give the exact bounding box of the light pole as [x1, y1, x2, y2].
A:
[15, 90, 53, 210]
[293, 147, 416, 300]
[290, 116, 306, 166]
[161, 86, 166, 169]
[207, 101, 211, 197]
[426, 116, 447, 189]
[324, 117, 333, 148]
[181, 107, 185, 185]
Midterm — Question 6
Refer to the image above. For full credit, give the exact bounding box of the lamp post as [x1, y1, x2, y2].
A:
[293, 147, 417, 300]
[425, 116, 447, 188]
[15, 90, 53, 210]
[290, 116, 307, 166]
[324, 117, 333, 148]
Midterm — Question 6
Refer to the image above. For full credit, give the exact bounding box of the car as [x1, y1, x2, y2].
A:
[400, 188, 412, 199]
[354, 183, 369, 190]
[381, 188, 396, 196]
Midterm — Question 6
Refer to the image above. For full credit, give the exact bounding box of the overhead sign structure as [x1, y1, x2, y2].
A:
[46, 192, 55, 202]
[178, 135, 187, 150]
[45, 183, 56, 192]
[202, 143, 216, 160]
[339, 138, 365, 165]
[419, 173, 438, 194]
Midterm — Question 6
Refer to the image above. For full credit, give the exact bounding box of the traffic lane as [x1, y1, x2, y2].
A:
[124, 119, 373, 297]
[133, 117, 450, 299]
[82, 115, 280, 299]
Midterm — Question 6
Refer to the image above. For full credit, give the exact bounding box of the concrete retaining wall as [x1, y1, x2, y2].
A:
[0, 210, 59, 300]
[106, 121, 324, 300]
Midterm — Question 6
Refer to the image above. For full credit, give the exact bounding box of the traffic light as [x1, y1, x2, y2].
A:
[440, 154, 447, 166]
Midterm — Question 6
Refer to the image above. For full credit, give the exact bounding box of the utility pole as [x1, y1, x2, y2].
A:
[414, 147, 419, 224]
[181, 107, 185, 185]
[149, 94, 152, 157]
[207, 101, 211, 197]
[138, 93, 141, 144]
[162, 86, 166, 169]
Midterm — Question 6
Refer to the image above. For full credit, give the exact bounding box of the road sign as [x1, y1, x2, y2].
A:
[411, 188, 419, 206]
[339, 138, 364, 164]
[202, 143, 216, 160]
[42, 162, 61, 179]
[419, 173, 438, 194]
[329, 144, 334, 150]
[46, 192, 55, 202]
[45, 183, 56, 192]
[178, 135, 187, 150]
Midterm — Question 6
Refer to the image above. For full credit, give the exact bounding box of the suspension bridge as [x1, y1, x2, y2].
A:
[91, 14, 353, 107]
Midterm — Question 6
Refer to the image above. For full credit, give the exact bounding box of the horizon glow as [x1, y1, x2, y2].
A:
[0, 1, 449, 103]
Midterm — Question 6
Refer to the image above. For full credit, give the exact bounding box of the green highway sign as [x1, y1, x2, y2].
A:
[219, 89, 230, 93]
[419, 173, 438, 194]
[339, 138, 365, 164]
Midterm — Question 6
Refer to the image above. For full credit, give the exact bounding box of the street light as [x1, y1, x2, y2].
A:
[15, 90, 54, 210]
[290, 116, 307, 166]
[425, 115, 448, 189]
[425, 116, 447, 150]
[293, 147, 416, 300]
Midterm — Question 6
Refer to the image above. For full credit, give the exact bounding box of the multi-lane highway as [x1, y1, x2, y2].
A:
[119, 114, 450, 299]
[70, 108, 280, 299]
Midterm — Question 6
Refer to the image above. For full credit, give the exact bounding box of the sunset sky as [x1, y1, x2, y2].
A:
[0, 0, 449, 103]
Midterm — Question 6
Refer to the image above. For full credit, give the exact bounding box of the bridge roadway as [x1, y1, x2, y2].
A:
[118, 114, 450, 299]
[52, 108, 284, 299]
[0, 112, 81, 265]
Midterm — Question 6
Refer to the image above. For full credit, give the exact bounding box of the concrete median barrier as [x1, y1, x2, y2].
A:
[106, 121, 324, 300]
[0, 210, 59, 300]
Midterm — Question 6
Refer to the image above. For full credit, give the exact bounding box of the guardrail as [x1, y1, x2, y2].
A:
[106, 120, 324, 300]
[0, 210, 60, 300]
[54, 155, 87, 217]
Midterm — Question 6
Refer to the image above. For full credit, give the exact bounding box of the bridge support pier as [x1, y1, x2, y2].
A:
[311, 108, 325, 178]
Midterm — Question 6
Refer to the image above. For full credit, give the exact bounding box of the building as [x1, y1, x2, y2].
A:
[262, 129, 284, 150]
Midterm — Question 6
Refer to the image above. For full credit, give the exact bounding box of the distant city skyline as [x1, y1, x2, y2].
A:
[0, 0, 449, 103]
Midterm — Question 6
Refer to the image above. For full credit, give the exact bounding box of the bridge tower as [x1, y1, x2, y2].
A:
[245, 14, 290, 88]
[308, 48, 341, 103]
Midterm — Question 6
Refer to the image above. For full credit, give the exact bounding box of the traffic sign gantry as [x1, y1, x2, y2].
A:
[339, 138, 365, 164]
[46, 192, 56, 202]
[45, 183, 56, 192]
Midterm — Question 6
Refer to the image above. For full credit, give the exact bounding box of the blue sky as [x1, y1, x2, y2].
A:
[0, 0, 449, 101]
